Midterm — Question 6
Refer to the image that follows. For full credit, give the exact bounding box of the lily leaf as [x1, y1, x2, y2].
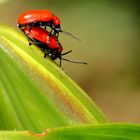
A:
[0, 123, 140, 140]
[0, 24, 107, 133]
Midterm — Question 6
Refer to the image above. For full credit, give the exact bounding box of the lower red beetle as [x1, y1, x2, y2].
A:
[23, 27, 87, 66]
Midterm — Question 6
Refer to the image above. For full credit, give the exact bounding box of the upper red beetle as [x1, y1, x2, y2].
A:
[17, 10, 81, 41]
[18, 10, 60, 33]
[23, 26, 87, 66]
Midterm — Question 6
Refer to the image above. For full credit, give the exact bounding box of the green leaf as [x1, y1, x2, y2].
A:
[0, 24, 107, 132]
[46, 123, 140, 140]
[0, 123, 140, 140]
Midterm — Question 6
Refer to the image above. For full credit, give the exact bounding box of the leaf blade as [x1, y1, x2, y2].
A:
[0, 24, 107, 132]
[0, 123, 140, 140]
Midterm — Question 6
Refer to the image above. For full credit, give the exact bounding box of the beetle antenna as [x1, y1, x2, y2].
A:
[60, 30, 81, 42]
[62, 50, 72, 56]
[61, 58, 87, 65]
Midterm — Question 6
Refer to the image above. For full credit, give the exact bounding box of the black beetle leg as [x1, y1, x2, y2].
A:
[47, 28, 53, 45]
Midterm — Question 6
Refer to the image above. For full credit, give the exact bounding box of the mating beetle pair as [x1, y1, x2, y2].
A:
[17, 10, 87, 66]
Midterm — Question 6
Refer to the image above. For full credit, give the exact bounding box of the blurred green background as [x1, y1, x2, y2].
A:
[0, 0, 139, 123]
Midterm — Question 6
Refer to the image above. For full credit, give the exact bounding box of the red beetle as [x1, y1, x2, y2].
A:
[23, 27, 87, 66]
[17, 10, 81, 41]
